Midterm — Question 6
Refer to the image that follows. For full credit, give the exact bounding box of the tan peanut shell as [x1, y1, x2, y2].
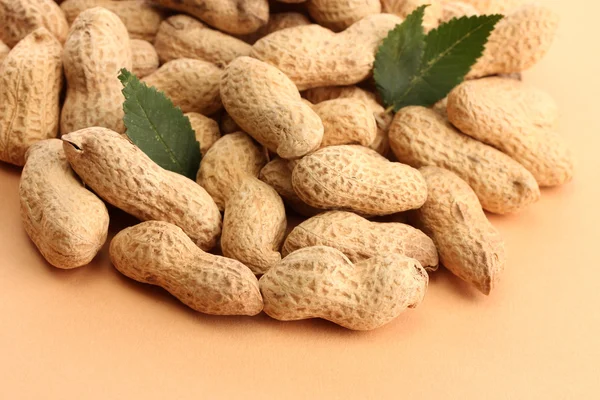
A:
[196, 132, 267, 211]
[440, 1, 479, 23]
[110, 221, 263, 316]
[0, 40, 9, 63]
[237, 12, 311, 44]
[307, 0, 381, 32]
[221, 177, 287, 275]
[221, 57, 324, 159]
[283, 211, 439, 271]
[154, 15, 252, 67]
[0, 28, 63, 166]
[312, 98, 377, 148]
[251, 13, 403, 90]
[413, 167, 505, 295]
[447, 77, 574, 187]
[0, 0, 69, 47]
[292, 145, 428, 216]
[259, 158, 322, 217]
[20, 139, 109, 269]
[62, 127, 222, 251]
[61, 7, 132, 135]
[459, 0, 523, 14]
[185, 112, 220, 157]
[468, 4, 559, 78]
[303, 85, 391, 155]
[381, 0, 442, 31]
[131, 38, 159, 78]
[142, 58, 222, 115]
[389, 106, 540, 215]
[260, 246, 428, 331]
[150, 0, 269, 35]
[60, 0, 163, 41]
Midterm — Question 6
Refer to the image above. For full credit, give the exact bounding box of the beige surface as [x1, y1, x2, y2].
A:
[1, 0, 599, 398]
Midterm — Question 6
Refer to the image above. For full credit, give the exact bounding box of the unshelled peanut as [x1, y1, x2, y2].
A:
[307, 0, 381, 32]
[154, 14, 252, 67]
[142, 58, 222, 115]
[185, 112, 221, 157]
[260, 246, 428, 330]
[283, 211, 439, 271]
[0, 28, 63, 166]
[292, 145, 427, 216]
[413, 167, 505, 295]
[312, 98, 377, 148]
[440, 1, 479, 23]
[62, 127, 222, 251]
[221, 57, 324, 159]
[251, 13, 403, 90]
[131, 39, 159, 78]
[447, 77, 574, 187]
[389, 106, 540, 214]
[110, 221, 263, 316]
[236, 12, 311, 44]
[0, 0, 69, 47]
[61, 7, 132, 134]
[0, 40, 9, 63]
[196, 132, 267, 210]
[459, 0, 523, 14]
[381, 0, 442, 31]
[221, 177, 287, 275]
[20, 139, 109, 269]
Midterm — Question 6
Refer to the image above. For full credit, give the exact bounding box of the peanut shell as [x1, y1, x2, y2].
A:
[307, 0, 381, 32]
[131, 38, 159, 78]
[0, 0, 69, 47]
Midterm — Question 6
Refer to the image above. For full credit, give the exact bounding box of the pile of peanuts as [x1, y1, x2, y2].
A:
[0, 0, 573, 331]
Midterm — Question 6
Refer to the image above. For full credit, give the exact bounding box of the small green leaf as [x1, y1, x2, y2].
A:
[119, 68, 201, 180]
[374, 10, 503, 111]
[374, 5, 427, 111]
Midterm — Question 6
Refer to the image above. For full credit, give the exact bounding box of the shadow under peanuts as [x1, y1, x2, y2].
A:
[428, 267, 484, 302]
[0, 161, 21, 179]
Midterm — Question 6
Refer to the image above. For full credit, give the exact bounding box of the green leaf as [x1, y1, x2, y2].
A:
[374, 11, 503, 111]
[374, 5, 427, 111]
[119, 68, 201, 180]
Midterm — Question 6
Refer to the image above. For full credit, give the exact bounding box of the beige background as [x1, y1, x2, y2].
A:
[1, 0, 599, 398]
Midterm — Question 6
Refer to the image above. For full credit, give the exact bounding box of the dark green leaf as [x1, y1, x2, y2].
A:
[374, 5, 427, 111]
[119, 68, 201, 180]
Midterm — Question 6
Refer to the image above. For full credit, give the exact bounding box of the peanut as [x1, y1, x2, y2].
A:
[0, 0, 69, 47]
[236, 12, 311, 44]
[142, 58, 222, 115]
[389, 106, 540, 215]
[283, 211, 439, 271]
[110, 221, 263, 316]
[131, 38, 159, 78]
[292, 145, 428, 216]
[312, 98, 377, 148]
[307, 0, 381, 32]
[220, 56, 324, 159]
[458, 0, 523, 14]
[447, 77, 574, 187]
[185, 112, 221, 157]
[150, 0, 269, 35]
[154, 14, 252, 68]
[250, 13, 403, 90]
[440, 1, 479, 23]
[0, 40, 9, 63]
[219, 111, 240, 135]
[413, 166, 505, 295]
[468, 4, 559, 78]
[221, 177, 287, 275]
[20, 139, 109, 269]
[259, 246, 428, 330]
[196, 131, 267, 211]
[0, 28, 63, 166]
[259, 157, 322, 217]
[60, 0, 164, 41]
[62, 127, 222, 251]
[61, 7, 132, 135]
[381, 0, 442, 31]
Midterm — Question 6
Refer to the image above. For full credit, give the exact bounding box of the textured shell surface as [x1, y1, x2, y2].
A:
[131, 39, 159, 78]
[62, 127, 222, 251]
[142, 58, 222, 115]
[447, 77, 573, 187]
[220, 56, 324, 159]
[0, 27, 63, 166]
[0, 0, 69, 47]
[197, 132, 267, 211]
[413, 166, 505, 295]
[283, 211, 439, 270]
[185, 112, 221, 157]
[154, 14, 252, 67]
[307, 0, 381, 32]
[60, 7, 132, 135]
[250, 13, 403, 90]
[388, 106, 540, 214]
[110, 221, 263, 316]
[292, 145, 428, 216]
[221, 177, 287, 275]
[381, 0, 442, 31]
[236, 12, 312, 44]
[20, 139, 109, 269]
[313, 98, 377, 148]
[259, 246, 429, 330]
